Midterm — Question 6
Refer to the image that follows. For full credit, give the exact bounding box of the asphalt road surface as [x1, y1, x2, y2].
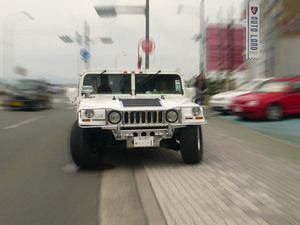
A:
[0, 97, 161, 225]
[1, 96, 299, 225]
[1, 98, 101, 225]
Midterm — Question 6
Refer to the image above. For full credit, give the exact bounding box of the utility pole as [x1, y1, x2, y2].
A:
[95, 0, 150, 69]
[83, 20, 90, 70]
[145, 0, 150, 69]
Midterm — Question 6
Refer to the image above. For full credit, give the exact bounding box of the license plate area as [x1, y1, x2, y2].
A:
[233, 107, 242, 112]
[134, 136, 154, 147]
[11, 101, 24, 106]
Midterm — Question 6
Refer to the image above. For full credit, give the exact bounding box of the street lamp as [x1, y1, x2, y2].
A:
[3, 11, 34, 81]
[94, 0, 150, 69]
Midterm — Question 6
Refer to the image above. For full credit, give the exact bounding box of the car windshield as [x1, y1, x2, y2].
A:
[13, 80, 41, 91]
[257, 81, 288, 93]
[236, 80, 262, 91]
[83, 73, 183, 94]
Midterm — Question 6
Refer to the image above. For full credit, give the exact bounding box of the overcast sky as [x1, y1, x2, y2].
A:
[0, 0, 244, 84]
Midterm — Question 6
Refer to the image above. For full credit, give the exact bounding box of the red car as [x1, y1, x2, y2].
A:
[229, 76, 300, 120]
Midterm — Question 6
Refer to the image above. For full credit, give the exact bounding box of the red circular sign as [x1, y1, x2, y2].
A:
[141, 39, 155, 53]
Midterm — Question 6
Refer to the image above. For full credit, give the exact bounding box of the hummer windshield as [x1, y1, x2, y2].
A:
[83, 73, 183, 95]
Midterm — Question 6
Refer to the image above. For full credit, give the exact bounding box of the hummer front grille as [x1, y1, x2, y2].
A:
[123, 111, 164, 125]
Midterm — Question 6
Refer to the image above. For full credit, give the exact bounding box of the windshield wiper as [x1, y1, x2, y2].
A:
[155, 70, 161, 75]
[139, 70, 161, 86]
[100, 70, 106, 75]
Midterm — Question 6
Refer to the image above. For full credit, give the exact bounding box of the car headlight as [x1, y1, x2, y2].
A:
[192, 106, 201, 116]
[84, 109, 95, 118]
[246, 100, 259, 106]
[108, 111, 121, 124]
[166, 110, 178, 123]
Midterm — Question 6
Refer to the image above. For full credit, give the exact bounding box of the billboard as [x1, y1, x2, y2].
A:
[246, 0, 260, 61]
[206, 24, 246, 71]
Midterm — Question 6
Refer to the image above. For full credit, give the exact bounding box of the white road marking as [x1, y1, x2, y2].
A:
[61, 163, 79, 173]
[65, 106, 76, 110]
[3, 116, 45, 129]
[53, 98, 69, 103]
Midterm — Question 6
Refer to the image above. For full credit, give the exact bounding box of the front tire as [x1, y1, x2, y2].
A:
[180, 125, 203, 164]
[266, 103, 282, 121]
[70, 121, 104, 169]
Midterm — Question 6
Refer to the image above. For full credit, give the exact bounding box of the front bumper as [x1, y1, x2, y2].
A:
[209, 100, 231, 112]
[8, 100, 38, 109]
[78, 107, 206, 147]
[230, 104, 265, 118]
[110, 124, 184, 148]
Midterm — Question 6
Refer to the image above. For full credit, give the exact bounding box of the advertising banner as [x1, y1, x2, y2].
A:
[246, 0, 260, 60]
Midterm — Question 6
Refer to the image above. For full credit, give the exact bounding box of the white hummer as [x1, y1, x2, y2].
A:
[70, 70, 206, 169]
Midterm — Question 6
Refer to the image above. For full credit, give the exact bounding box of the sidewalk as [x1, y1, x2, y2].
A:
[142, 116, 300, 225]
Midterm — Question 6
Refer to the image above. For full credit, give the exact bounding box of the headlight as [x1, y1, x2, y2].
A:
[84, 109, 95, 118]
[108, 111, 121, 124]
[192, 107, 201, 116]
[166, 110, 178, 123]
[246, 100, 259, 106]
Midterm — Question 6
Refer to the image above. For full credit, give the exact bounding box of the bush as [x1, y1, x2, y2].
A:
[205, 78, 226, 97]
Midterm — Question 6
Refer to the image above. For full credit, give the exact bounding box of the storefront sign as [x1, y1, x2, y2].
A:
[246, 0, 260, 60]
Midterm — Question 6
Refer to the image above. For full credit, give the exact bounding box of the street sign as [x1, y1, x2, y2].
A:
[246, 0, 260, 61]
[141, 38, 155, 54]
[80, 48, 90, 60]
[95, 6, 117, 17]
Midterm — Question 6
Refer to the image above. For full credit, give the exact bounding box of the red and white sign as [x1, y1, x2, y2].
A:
[141, 38, 155, 54]
[246, 0, 260, 61]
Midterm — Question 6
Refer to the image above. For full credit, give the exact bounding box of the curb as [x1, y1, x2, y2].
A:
[135, 165, 166, 225]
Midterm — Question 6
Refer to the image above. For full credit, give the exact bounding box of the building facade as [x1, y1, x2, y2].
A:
[244, 0, 300, 78]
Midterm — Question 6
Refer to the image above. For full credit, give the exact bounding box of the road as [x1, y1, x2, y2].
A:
[0, 96, 299, 225]
[0, 98, 101, 225]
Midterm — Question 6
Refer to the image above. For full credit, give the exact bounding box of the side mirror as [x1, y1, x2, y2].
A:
[82, 85, 93, 98]
[185, 87, 196, 100]
[66, 87, 79, 105]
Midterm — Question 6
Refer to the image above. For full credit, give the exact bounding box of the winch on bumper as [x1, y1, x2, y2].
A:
[111, 124, 184, 148]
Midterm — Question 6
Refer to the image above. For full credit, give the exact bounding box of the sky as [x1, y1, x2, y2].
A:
[0, 0, 244, 84]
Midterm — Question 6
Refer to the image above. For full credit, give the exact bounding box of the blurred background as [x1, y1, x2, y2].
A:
[0, 0, 299, 99]
[1, 1, 300, 225]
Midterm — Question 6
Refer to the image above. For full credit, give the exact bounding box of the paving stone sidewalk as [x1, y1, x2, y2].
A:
[142, 124, 300, 225]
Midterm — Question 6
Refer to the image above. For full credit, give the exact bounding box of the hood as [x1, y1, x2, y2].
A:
[12, 89, 38, 96]
[212, 91, 249, 100]
[79, 95, 195, 110]
[233, 92, 282, 102]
